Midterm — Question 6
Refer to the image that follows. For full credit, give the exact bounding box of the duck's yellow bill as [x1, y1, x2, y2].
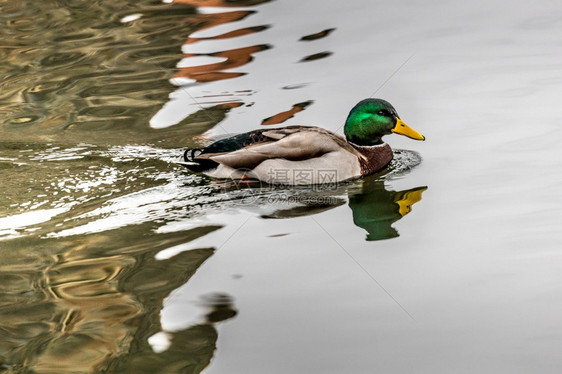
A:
[392, 119, 425, 140]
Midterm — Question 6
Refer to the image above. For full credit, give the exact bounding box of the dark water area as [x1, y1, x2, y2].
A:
[2, 0, 562, 373]
[1, 0, 242, 146]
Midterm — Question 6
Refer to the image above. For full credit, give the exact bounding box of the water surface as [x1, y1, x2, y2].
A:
[1, 0, 562, 373]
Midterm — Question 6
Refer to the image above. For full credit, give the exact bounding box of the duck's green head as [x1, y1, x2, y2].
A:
[344, 98, 425, 145]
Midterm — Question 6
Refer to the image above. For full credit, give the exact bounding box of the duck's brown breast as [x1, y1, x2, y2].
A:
[353, 143, 393, 176]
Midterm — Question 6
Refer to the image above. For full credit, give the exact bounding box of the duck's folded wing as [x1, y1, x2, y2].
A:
[197, 130, 353, 170]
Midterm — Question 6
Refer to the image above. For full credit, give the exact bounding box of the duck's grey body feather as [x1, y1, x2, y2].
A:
[183, 126, 393, 185]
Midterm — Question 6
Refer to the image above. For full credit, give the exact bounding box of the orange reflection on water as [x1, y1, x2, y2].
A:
[261, 101, 314, 125]
[181, 9, 254, 37]
[176, 45, 270, 83]
[185, 25, 270, 45]
[172, 1, 271, 85]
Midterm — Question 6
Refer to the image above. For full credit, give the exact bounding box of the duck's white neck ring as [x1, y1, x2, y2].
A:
[348, 141, 387, 149]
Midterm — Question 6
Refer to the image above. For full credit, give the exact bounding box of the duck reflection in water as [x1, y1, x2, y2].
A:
[259, 173, 427, 241]
[348, 177, 426, 241]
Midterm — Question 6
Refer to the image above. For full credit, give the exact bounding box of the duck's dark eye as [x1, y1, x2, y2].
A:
[377, 110, 391, 116]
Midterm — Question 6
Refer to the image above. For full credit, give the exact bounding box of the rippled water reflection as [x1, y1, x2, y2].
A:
[1, 0, 232, 146]
[0, 138, 422, 372]
[2, 0, 562, 372]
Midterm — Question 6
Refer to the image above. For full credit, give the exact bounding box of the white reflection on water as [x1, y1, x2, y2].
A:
[0, 145, 194, 240]
[0, 208, 66, 240]
[49, 171, 198, 237]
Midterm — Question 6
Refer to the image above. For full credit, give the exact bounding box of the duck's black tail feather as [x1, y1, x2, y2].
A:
[181, 129, 269, 173]
[180, 148, 219, 172]
[184, 148, 203, 162]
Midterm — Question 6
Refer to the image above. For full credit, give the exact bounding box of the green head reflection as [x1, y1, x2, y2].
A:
[348, 176, 427, 241]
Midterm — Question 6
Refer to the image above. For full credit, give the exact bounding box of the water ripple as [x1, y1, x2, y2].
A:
[0, 0, 203, 145]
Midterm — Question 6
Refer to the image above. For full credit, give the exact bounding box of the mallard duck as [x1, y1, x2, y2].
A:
[180, 98, 425, 185]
